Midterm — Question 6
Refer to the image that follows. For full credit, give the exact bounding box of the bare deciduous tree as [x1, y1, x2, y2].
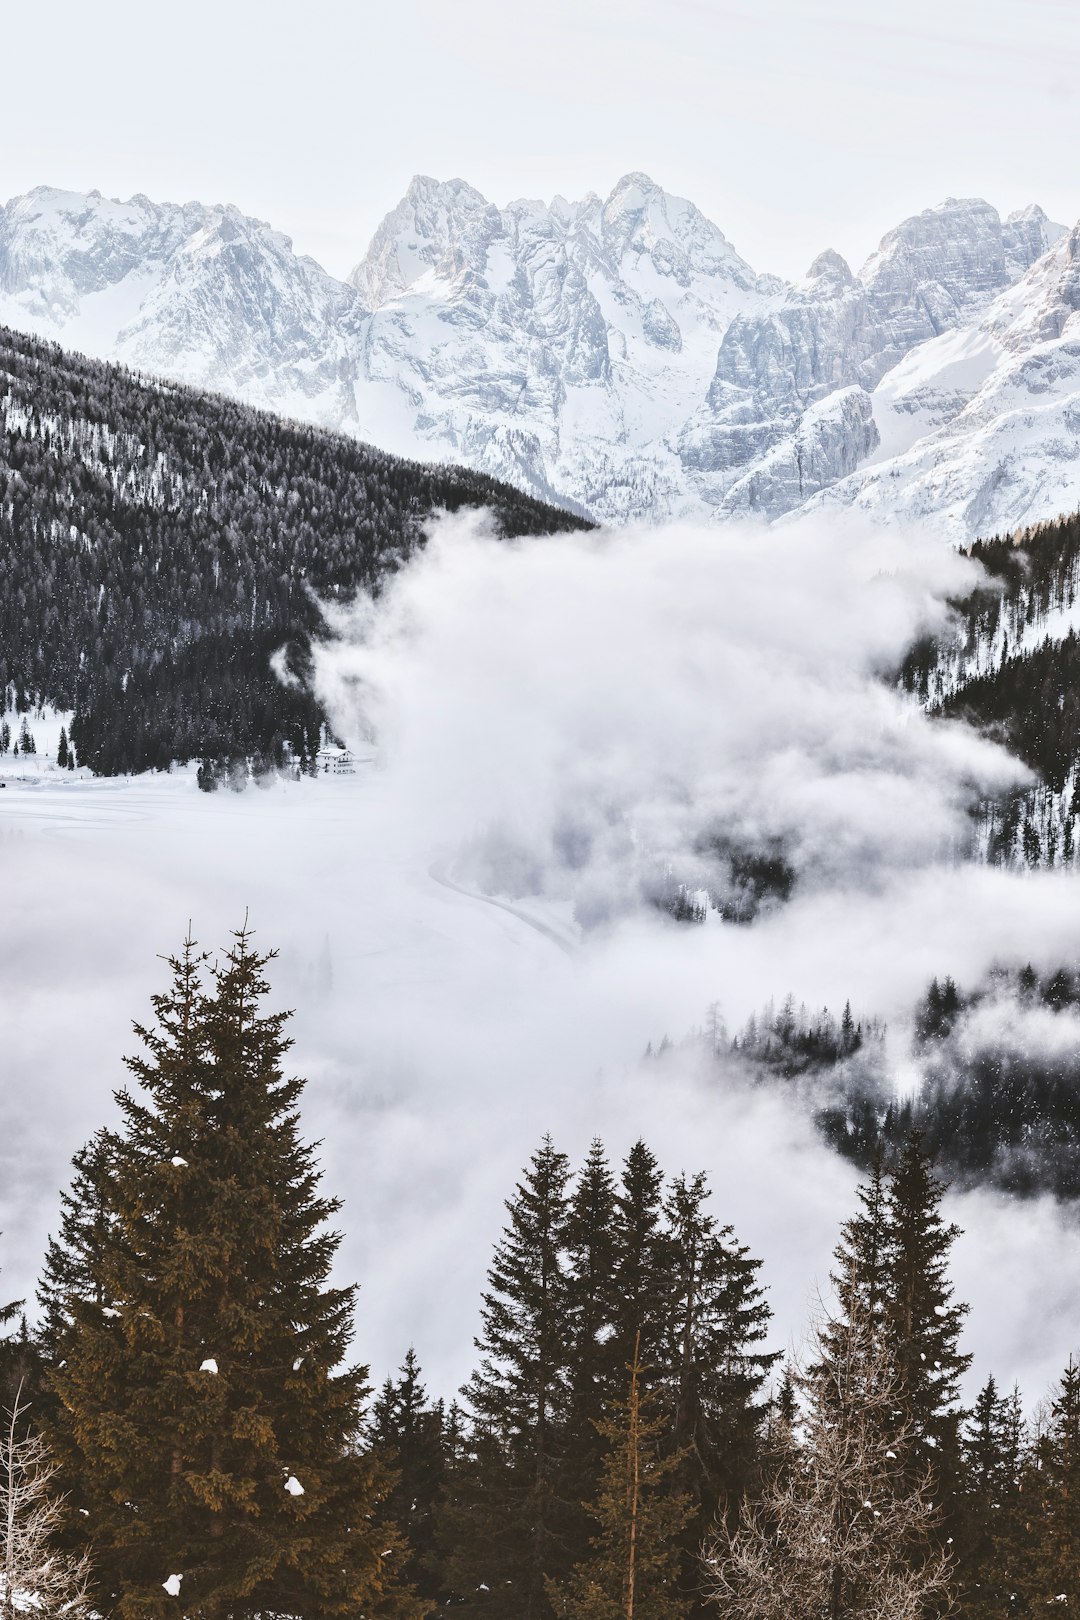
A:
[704, 1311, 954, 1620]
[1, 1388, 91, 1620]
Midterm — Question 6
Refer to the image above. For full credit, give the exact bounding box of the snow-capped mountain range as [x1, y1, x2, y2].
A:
[2, 175, 1078, 538]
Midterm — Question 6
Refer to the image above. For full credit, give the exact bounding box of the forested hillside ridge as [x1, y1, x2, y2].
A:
[0, 324, 590, 776]
[901, 508, 1080, 868]
[684, 963, 1080, 1201]
[4, 926, 1080, 1619]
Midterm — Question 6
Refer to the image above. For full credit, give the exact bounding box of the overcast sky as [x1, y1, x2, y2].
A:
[4, 0, 1079, 282]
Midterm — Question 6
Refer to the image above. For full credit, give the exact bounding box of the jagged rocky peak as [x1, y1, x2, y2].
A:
[1003, 203, 1067, 279]
[598, 171, 764, 290]
[348, 175, 504, 308]
[853, 196, 1042, 376]
[0, 186, 191, 307]
[804, 248, 854, 286]
[854, 195, 1059, 324]
[989, 219, 1080, 351]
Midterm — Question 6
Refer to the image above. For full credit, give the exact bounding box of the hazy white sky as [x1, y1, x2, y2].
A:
[4, 0, 1079, 282]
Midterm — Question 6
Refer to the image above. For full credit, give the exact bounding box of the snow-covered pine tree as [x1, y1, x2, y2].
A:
[41, 927, 422, 1620]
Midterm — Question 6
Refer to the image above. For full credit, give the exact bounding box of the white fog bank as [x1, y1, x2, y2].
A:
[1, 513, 1078, 1404]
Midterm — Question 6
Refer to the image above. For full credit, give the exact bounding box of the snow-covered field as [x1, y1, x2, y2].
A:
[4, 516, 1080, 1405]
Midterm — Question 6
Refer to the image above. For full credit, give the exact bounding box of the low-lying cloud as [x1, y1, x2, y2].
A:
[314, 513, 1023, 923]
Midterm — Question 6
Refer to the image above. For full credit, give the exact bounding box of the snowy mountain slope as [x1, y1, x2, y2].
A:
[800, 225, 1080, 542]
[677, 199, 1066, 519]
[346, 172, 784, 517]
[0, 187, 370, 429]
[0, 179, 1074, 534]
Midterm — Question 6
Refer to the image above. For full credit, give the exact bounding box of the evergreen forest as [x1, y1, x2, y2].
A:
[0, 326, 589, 775]
[720, 967, 1080, 1201]
[901, 508, 1080, 867]
[2, 927, 1079, 1620]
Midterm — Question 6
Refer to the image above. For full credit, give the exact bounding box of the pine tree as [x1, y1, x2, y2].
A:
[56, 727, 69, 768]
[610, 1143, 669, 1393]
[1, 1385, 92, 1620]
[816, 1151, 890, 1399]
[547, 1335, 692, 1620]
[957, 1375, 1026, 1619]
[42, 926, 421, 1620]
[1025, 1358, 1080, 1608]
[562, 1139, 619, 1543]
[885, 1133, 971, 1503]
[370, 1349, 446, 1602]
[443, 1137, 573, 1618]
[662, 1172, 775, 1609]
[37, 1131, 115, 1364]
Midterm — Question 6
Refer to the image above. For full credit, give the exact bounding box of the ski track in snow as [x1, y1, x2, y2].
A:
[427, 861, 578, 957]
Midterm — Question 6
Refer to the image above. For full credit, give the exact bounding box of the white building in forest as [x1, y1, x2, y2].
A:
[315, 745, 355, 775]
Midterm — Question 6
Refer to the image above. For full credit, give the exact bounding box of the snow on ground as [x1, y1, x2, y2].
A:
[4, 516, 1080, 1404]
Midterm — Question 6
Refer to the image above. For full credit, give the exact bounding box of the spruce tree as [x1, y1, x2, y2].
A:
[443, 1137, 573, 1618]
[610, 1143, 669, 1392]
[370, 1349, 446, 1603]
[546, 1335, 692, 1620]
[662, 1171, 775, 1609]
[828, 1149, 889, 1343]
[562, 1140, 619, 1547]
[885, 1133, 971, 1503]
[37, 1130, 115, 1363]
[957, 1375, 1026, 1619]
[42, 926, 421, 1620]
[1026, 1358, 1080, 1608]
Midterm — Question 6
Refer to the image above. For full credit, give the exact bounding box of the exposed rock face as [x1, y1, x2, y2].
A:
[801, 225, 1080, 542]
[0, 179, 1073, 537]
[720, 388, 880, 519]
[0, 186, 368, 427]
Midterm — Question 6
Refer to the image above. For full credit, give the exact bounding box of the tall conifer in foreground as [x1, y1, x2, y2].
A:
[370, 1349, 447, 1604]
[42, 926, 420, 1620]
[441, 1136, 573, 1618]
[562, 1140, 620, 1551]
[1025, 1358, 1080, 1608]
[547, 1335, 692, 1620]
[886, 1133, 970, 1511]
